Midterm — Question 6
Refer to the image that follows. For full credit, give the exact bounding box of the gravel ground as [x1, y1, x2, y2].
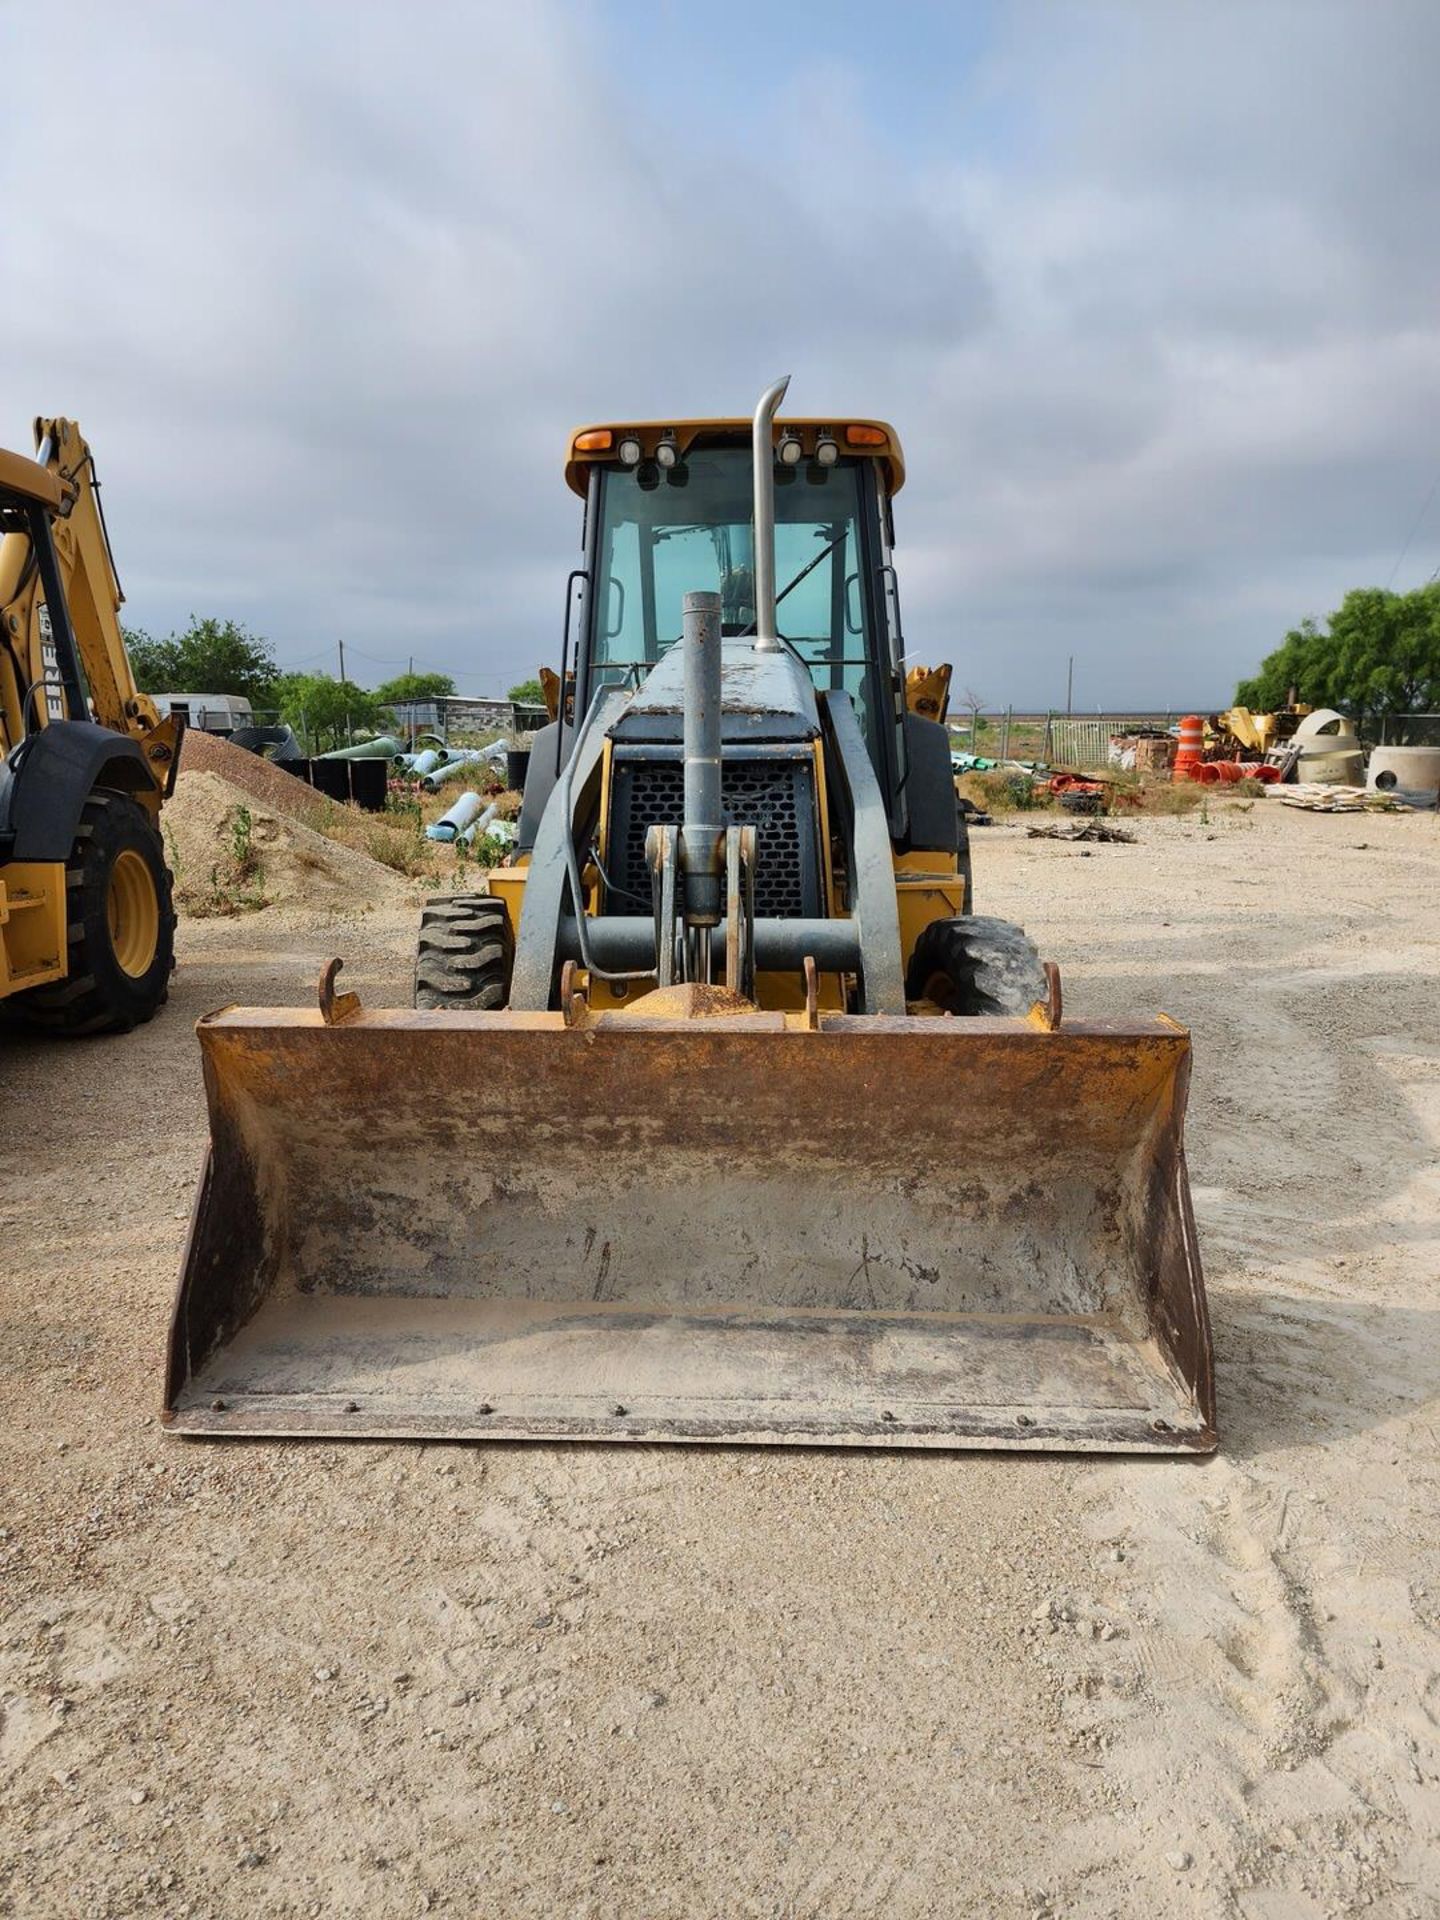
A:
[2, 797, 1438, 1918]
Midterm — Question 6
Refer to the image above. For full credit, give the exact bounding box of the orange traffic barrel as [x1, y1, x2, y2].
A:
[1174, 715, 1204, 779]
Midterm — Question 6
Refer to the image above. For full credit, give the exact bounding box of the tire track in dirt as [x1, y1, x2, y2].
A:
[1031, 982, 1439, 1916]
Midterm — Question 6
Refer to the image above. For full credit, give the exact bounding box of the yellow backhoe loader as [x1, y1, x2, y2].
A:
[166, 381, 1214, 1454]
[1, 420, 178, 1032]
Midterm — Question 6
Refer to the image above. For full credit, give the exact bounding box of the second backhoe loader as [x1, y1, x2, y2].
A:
[1, 419, 178, 1033]
[166, 380, 1214, 1455]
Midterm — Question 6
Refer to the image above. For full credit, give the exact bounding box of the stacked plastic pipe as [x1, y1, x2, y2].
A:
[425, 793, 492, 842]
[390, 740, 510, 790]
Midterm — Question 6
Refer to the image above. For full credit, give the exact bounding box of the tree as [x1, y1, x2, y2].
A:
[507, 677, 544, 705]
[124, 616, 278, 707]
[374, 670, 455, 706]
[961, 685, 988, 742]
[1237, 584, 1440, 735]
[274, 671, 387, 752]
[1235, 620, 1320, 712]
[122, 627, 171, 692]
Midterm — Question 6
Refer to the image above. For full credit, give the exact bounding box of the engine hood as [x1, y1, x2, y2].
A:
[607, 639, 820, 746]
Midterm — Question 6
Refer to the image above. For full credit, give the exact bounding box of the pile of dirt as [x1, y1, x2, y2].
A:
[180, 729, 465, 884]
[178, 727, 333, 825]
[162, 768, 411, 921]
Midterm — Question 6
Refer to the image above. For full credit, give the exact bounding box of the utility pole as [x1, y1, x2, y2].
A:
[1066, 654, 1074, 716]
[338, 638, 347, 686]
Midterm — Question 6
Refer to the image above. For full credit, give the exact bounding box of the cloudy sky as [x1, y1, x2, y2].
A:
[7, 1, 1440, 708]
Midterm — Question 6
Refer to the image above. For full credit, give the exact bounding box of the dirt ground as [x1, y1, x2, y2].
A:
[3, 798, 1438, 1919]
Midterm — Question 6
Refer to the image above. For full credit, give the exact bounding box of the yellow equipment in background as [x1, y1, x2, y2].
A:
[904, 661, 952, 721]
[0, 420, 178, 1032]
[166, 381, 1214, 1455]
[1213, 703, 1312, 759]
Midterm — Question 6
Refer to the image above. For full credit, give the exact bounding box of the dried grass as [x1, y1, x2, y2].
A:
[958, 768, 1208, 818]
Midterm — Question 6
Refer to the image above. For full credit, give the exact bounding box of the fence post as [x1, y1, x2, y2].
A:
[1001, 705, 1012, 760]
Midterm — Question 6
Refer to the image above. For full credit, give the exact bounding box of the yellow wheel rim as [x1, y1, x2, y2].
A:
[107, 848, 160, 978]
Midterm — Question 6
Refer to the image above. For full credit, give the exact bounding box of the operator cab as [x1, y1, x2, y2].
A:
[566, 420, 909, 812]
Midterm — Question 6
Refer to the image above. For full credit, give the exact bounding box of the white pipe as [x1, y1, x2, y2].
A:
[425, 791, 488, 842]
[456, 804, 504, 847]
[420, 750, 487, 792]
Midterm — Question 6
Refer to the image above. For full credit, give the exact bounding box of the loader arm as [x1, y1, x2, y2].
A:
[0, 418, 161, 748]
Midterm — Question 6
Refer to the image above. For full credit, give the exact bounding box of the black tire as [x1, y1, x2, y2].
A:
[11, 789, 175, 1036]
[905, 914, 1047, 1017]
[953, 800, 974, 913]
[1060, 788, 1104, 815]
[413, 893, 513, 1010]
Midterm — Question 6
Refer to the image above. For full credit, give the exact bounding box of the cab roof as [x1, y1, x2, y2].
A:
[564, 418, 904, 498]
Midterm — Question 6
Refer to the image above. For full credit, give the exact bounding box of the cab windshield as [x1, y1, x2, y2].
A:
[588, 448, 878, 726]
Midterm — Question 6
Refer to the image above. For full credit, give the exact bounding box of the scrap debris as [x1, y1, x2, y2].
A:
[1048, 771, 1109, 800]
[1027, 821, 1138, 844]
[1268, 784, 1408, 814]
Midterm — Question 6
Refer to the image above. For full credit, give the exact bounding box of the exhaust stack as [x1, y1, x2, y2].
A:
[751, 375, 790, 653]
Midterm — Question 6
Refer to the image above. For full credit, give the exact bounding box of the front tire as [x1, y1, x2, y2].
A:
[905, 914, 1046, 1017]
[13, 789, 175, 1036]
[413, 894, 513, 1010]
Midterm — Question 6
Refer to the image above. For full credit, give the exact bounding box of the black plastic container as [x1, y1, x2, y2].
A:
[506, 748, 531, 793]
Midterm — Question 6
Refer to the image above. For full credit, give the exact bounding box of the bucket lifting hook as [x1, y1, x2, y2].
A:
[318, 957, 362, 1026]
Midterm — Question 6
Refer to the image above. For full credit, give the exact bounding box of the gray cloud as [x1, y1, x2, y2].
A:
[5, 1, 1438, 706]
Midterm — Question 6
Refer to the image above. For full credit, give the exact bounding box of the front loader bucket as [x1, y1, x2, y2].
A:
[165, 1005, 1214, 1452]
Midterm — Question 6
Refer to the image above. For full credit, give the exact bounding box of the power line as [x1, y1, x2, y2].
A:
[1386, 464, 1440, 590]
[276, 642, 339, 666]
[276, 644, 455, 678]
[335, 642, 415, 668]
[273, 640, 533, 691]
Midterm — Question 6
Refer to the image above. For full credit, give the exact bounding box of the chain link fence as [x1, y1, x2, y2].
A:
[1378, 713, 1440, 747]
[1043, 714, 1185, 769]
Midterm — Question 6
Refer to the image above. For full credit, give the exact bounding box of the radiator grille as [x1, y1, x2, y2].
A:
[607, 755, 820, 918]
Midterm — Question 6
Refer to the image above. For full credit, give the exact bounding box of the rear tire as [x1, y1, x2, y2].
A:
[12, 789, 175, 1036]
[905, 914, 1046, 1017]
[413, 893, 513, 1010]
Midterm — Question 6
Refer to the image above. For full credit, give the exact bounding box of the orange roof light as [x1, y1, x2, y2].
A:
[564, 418, 904, 495]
